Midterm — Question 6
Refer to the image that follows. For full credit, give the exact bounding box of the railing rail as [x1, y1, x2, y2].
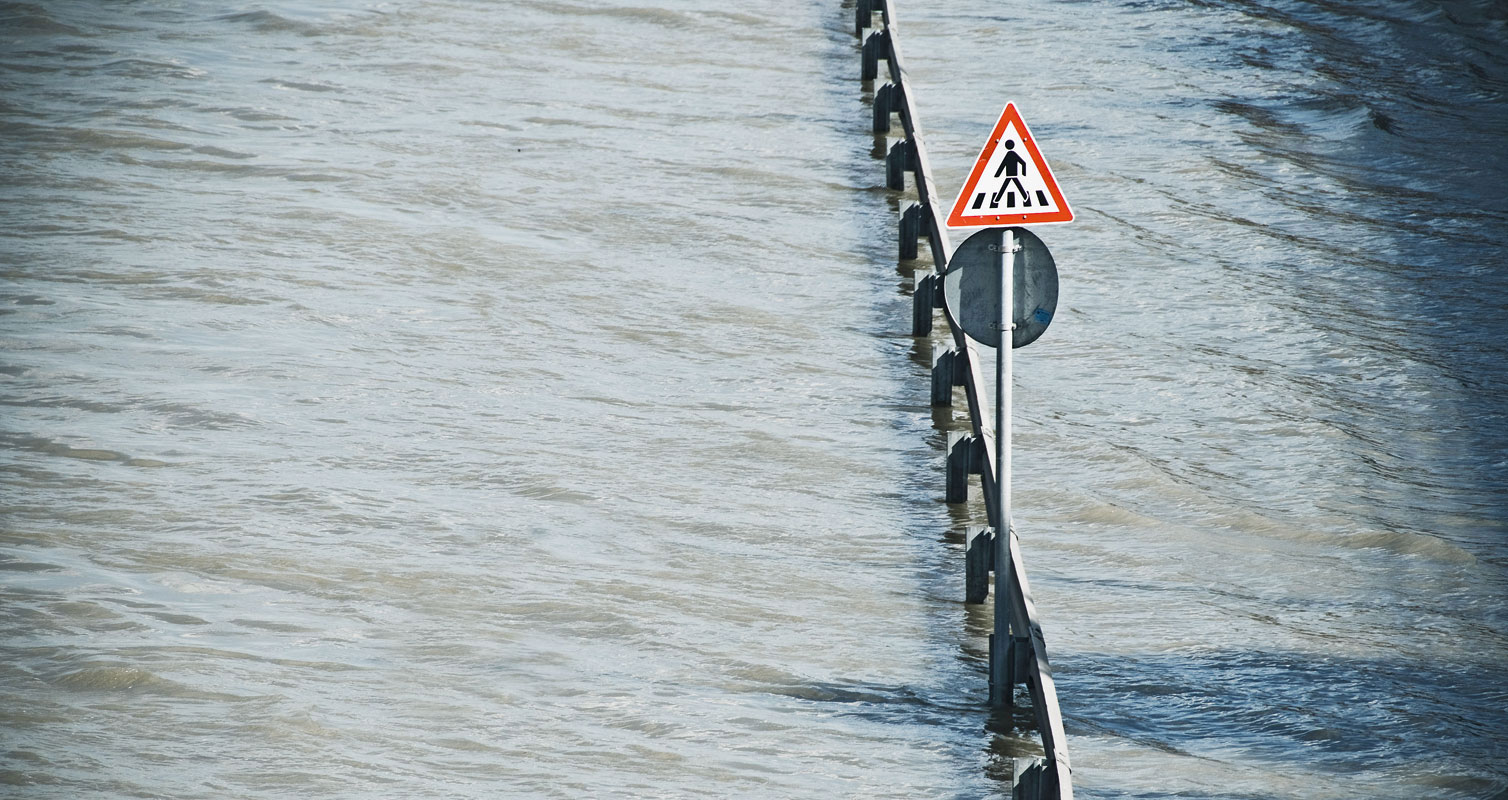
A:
[853, 2, 1072, 797]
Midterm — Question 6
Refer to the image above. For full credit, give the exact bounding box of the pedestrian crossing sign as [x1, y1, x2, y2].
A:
[946, 103, 1073, 228]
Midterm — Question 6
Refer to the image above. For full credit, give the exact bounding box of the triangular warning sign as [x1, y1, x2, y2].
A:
[946, 103, 1073, 228]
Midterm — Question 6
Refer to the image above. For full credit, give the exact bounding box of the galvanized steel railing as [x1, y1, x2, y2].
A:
[853, 2, 1073, 797]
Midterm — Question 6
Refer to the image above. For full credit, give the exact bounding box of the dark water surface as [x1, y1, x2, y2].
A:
[2, 0, 1505, 797]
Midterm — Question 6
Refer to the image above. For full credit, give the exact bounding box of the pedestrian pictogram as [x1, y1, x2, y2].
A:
[946, 103, 1073, 228]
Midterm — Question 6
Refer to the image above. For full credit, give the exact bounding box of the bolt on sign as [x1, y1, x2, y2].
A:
[946, 102, 1073, 228]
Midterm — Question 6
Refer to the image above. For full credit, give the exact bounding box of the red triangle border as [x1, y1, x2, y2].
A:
[946, 103, 1074, 228]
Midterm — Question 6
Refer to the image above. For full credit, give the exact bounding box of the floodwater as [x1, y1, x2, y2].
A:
[2, 0, 1505, 797]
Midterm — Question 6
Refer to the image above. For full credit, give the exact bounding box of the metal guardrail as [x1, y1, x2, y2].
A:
[853, 2, 1073, 797]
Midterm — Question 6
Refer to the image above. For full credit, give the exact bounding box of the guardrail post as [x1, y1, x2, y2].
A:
[965, 525, 993, 603]
[873, 83, 893, 133]
[1008, 629, 1033, 688]
[913, 269, 934, 336]
[899, 201, 922, 260]
[861, 29, 889, 81]
[1013, 758, 1053, 800]
[854, 0, 872, 37]
[886, 138, 912, 190]
[945, 431, 976, 503]
[930, 344, 953, 405]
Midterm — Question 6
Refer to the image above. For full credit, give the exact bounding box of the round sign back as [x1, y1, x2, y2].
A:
[941, 226, 1058, 349]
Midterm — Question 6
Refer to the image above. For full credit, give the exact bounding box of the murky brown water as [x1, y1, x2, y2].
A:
[3, 0, 1505, 797]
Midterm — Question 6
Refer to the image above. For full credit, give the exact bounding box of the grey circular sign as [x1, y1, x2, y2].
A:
[942, 226, 1058, 349]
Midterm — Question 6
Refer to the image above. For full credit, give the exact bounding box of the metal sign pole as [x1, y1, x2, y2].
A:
[992, 227, 1016, 706]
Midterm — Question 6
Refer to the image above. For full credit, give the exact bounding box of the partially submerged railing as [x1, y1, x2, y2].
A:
[853, 2, 1073, 797]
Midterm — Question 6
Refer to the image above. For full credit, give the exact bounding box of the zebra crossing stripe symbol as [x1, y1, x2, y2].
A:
[946, 103, 1073, 228]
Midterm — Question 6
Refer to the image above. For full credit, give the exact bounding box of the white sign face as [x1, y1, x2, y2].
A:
[947, 103, 1073, 228]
